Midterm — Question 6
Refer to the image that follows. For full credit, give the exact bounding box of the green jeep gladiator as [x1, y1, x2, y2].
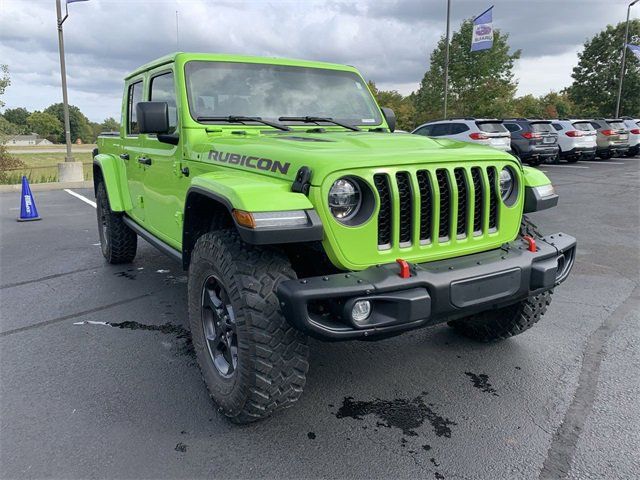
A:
[94, 53, 576, 423]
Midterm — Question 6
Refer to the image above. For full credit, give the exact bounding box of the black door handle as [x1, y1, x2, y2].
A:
[137, 156, 152, 166]
[119, 153, 129, 160]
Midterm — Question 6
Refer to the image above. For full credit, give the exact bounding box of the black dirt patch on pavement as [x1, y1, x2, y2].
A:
[335, 393, 456, 438]
[464, 372, 498, 396]
[175, 442, 187, 452]
[307, 432, 316, 440]
[114, 270, 137, 280]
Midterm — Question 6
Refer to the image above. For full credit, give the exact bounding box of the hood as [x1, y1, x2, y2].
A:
[188, 130, 517, 186]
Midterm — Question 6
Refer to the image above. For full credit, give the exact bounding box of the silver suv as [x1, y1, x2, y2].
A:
[550, 119, 597, 162]
[411, 118, 511, 152]
[621, 117, 639, 157]
[589, 119, 630, 159]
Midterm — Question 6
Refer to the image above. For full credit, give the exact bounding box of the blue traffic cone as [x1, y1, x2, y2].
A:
[17, 176, 41, 222]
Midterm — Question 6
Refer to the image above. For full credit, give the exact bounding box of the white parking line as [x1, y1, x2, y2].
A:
[542, 164, 589, 169]
[64, 189, 97, 208]
[579, 161, 625, 165]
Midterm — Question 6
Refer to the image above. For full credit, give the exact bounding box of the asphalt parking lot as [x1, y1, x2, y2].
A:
[1, 157, 639, 480]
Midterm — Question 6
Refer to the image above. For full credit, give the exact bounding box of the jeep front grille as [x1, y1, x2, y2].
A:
[373, 166, 500, 250]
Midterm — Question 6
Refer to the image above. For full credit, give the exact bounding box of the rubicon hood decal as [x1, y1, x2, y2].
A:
[208, 150, 291, 175]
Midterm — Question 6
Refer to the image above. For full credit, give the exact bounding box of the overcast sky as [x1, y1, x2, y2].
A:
[1, 0, 638, 122]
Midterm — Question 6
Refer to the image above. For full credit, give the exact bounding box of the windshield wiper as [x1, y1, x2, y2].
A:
[278, 116, 360, 132]
[196, 115, 291, 132]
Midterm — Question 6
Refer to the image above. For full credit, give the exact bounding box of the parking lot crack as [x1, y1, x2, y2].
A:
[0, 291, 159, 337]
[538, 287, 640, 479]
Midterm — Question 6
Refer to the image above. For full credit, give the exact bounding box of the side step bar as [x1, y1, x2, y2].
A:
[122, 216, 182, 264]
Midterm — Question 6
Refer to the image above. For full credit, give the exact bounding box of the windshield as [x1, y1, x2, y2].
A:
[531, 122, 555, 133]
[476, 121, 508, 133]
[608, 121, 626, 130]
[184, 61, 382, 126]
[573, 121, 595, 132]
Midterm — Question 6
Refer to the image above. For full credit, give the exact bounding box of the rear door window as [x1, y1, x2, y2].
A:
[590, 122, 601, 130]
[127, 81, 143, 135]
[450, 123, 469, 134]
[551, 123, 562, 131]
[476, 122, 507, 133]
[531, 122, 554, 133]
[429, 124, 450, 136]
[504, 123, 520, 133]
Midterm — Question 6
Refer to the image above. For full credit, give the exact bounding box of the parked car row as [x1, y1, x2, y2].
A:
[411, 116, 640, 165]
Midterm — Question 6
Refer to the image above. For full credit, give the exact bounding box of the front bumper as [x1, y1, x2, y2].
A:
[277, 233, 576, 340]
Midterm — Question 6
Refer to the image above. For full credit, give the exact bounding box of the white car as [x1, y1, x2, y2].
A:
[621, 117, 640, 157]
[549, 119, 597, 162]
[412, 118, 511, 152]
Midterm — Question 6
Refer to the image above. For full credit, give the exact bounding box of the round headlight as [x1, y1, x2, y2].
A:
[499, 168, 514, 201]
[329, 178, 361, 220]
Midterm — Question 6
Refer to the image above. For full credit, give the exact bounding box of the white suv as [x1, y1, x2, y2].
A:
[621, 118, 640, 157]
[549, 119, 597, 162]
[412, 118, 511, 152]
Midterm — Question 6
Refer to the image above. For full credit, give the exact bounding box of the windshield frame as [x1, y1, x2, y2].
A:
[183, 60, 383, 129]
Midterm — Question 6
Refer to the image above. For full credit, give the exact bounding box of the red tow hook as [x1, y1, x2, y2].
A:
[396, 259, 411, 279]
[523, 235, 537, 252]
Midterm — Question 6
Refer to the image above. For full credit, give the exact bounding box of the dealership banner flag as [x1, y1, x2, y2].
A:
[471, 6, 494, 52]
[627, 44, 640, 61]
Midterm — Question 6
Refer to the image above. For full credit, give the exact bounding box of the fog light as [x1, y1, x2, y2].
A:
[352, 300, 372, 323]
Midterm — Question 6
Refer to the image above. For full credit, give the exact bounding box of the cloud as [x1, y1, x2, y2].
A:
[0, 0, 637, 122]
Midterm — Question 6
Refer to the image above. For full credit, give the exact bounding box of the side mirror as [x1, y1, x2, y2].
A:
[381, 107, 396, 132]
[137, 102, 170, 134]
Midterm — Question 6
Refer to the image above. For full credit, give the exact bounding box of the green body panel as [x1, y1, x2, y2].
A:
[189, 171, 314, 211]
[97, 52, 553, 271]
[522, 166, 552, 187]
[93, 153, 132, 212]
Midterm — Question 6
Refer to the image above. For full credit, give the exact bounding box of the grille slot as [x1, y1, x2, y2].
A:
[374, 174, 392, 248]
[487, 167, 498, 230]
[471, 167, 484, 234]
[436, 169, 451, 239]
[454, 168, 468, 238]
[416, 170, 432, 243]
[373, 166, 502, 250]
[396, 172, 413, 246]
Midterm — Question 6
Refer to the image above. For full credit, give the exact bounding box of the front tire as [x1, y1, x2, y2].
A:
[188, 231, 309, 424]
[96, 181, 137, 264]
[448, 215, 553, 341]
[447, 291, 553, 342]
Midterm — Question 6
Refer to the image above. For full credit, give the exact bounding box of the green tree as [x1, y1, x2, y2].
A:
[568, 20, 640, 117]
[3, 107, 30, 126]
[0, 64, 9, 109]
[367, 81, 416, 131]
[512, 94, 544, 118]
[27, 111, 63, 142]
[101, 117, 120, 132]
[43, 103, 94, 143]
[414, 19, 521, 123]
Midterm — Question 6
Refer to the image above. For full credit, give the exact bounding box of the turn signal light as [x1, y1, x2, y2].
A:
[232, 210, 256, 228]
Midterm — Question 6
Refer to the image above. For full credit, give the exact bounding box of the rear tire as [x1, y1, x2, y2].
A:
[188, 230, 309, 424]
[598, 151, 612, 160]
[567, 157, 579, 163]
[96, 182, 137, 264]
[447, 216, 552, 341]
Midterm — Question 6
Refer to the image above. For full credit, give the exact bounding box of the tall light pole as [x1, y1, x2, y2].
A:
[615, 0, 639, 118]
[443, 0, 451, 118]
[56, 0, 84, 183]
